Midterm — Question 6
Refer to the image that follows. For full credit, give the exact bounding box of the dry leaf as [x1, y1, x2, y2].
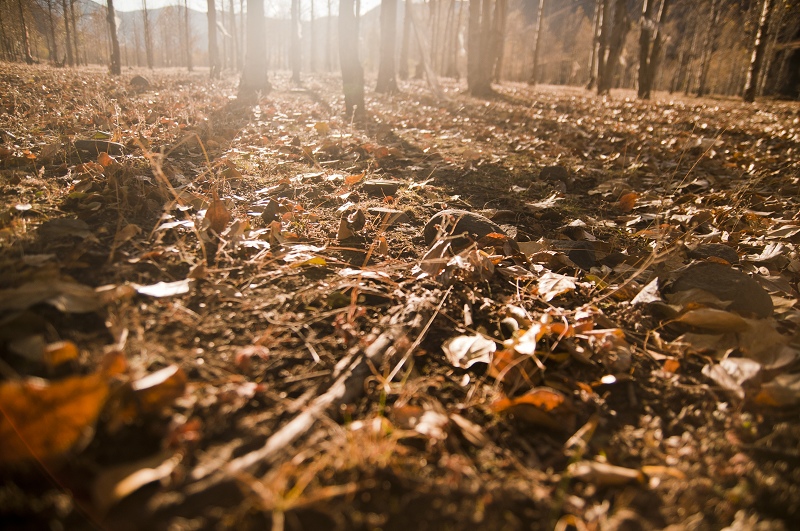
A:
[491, 388, 574, 430]
[538, 272, 577, 302]
[569, 461, 645, 486]
[675, 308, 750, 332]
[206, 190, 231, 234]
[442, 334, 496, 369]
[133, 279, 192, 298]
[92, 452, 180, 513]
[43, 341, 79, 368]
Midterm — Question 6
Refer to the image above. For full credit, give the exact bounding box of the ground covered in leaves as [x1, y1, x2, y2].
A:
[1, 64, 799, 531]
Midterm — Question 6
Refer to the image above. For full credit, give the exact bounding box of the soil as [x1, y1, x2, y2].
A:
[1, 64, 799, 531]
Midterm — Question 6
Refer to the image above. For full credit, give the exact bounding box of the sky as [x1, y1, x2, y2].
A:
[102, 0, 380, 17]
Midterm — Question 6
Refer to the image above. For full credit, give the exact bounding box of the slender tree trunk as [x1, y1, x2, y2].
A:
[229, 0, 238, 71]
[491, 0, 507, 82]
[696, 0, 721, 96]
[451, 0, 464, 79]
[107, 0, 121, 74]
[184, 0, 193, 71]
[291, 0, 301, 83]
[239, 0, 271, 98]
[744, 0, 774, 102]
[399, 0, 412, 79]
[61, 0, 74, 66]
[69, 0, 79, 65]
[638, 0, 671, 99]
[339, 0, 366, 118]
[528, 0, 545, 85]
[597, 0, 629, 95]
[207, 0, 220, 78]
[376, 0, 399, 93]
[142, 0, 154, 69]
[310, 0, 316, 72]
[586, 0, 602, 89]
[46, 0, 58, 63]
[16, 0, 34, 64]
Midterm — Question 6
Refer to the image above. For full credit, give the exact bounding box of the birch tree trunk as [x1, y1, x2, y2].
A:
[528, 0, 545, 85]
[743, 0, 774, 102]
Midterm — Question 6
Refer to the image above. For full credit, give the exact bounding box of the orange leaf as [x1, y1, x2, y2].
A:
[345, 172, 365, 185]
[206, 190, 231, 234]
[491, 388, 574, 431]
[97, 152, 115, 167]
[43, 340, 79, 368]
[0, 371, 110, 463]
[617, 192, 639, 212]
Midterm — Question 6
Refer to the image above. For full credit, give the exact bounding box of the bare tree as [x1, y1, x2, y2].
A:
[16, 0, 34, 63]
[695, 0, 721, 96]
[239, 0, 271, 98]
[291, 0, 301, 83]
[106, 0, 121, 74]
[60, 0, 73, 65]
[376, 0, 399, 93]
[207, 0, 220, 78]
[586, 0, 603, 89]
[142, 0, 154, 69]
[69, 0, 79, 64]
[310, 0, 316, 72]
[638, 0, 671, 99]
[184, 0, 193, 71]
[339, 0, 365, 118]
[45, 0, 58, 62]
[597, 0, 630, 95]
[528, 0, 546, 85]
[744, 0, 774, 102]
[491, 0, 507, 82]
[468, 0, 504, 96]
[399, 0, 411, 79]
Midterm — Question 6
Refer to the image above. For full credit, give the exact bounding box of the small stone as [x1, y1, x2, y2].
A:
[540, 165, 569, 181]
[361, 179, 401, 197]
[368, 207, 410, 226]
[424, 209, 507, 249]
[686, 243, 739, 264]
[130, 75, 151, 90]
[550, 240, 596, 270]
[666, 262, 773, 318]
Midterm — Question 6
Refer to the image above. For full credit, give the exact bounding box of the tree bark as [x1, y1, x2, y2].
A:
[376, 0, 399, 93]
[491, 0, 507, 82]
[744, 0, 774, 102]
[528, 0, 545, 85]
[310, 0, 316, 72]
[597, 0, 629, 95]
[69, 0, 79, 65]
[586, 0, 602, 89]
[230, 0, 239, 71]
[46, 0, 58, 63]
[467, 0, 498, 97]
[106, 0, 121, 75]
[638, 0, 671, 99]
[207, 0, 220, 78]
[695, 0, 721, 97]
[327, 0, 334, 71]
[239, 0, 272, 98]
[184, 0, 193, 71]
[399, 0, 411, 79]
[291, 0, 301, 83]
[339, 0, 366, 118]
[142, 0, 154, 69]
[16, 0, 34, 64]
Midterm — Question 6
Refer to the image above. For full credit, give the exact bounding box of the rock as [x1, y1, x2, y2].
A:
[665, 262, 773, 318]
[540, 165, 569, 181]
[423, 209, 507, 249]
[368, 207, 410, 226]
[686, 243, 739, 264]
[361, 179, 401, 197]
[74, 139, 125, 156]
[550, 240, 596, 270]
[130, 75, 151, 90]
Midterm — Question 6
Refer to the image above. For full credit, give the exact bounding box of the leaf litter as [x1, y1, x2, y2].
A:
[0, 65, 799, 530]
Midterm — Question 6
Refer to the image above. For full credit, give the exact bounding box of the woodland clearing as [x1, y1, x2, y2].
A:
[1, 64, 799, 530]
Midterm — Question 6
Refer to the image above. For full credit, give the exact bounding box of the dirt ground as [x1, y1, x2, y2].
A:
[1, 64, 799, 530]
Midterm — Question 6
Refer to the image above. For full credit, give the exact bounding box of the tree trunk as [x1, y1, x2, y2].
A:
[107, 0, 121, 75]
[597, 0, 629, 95]
[376, 0, 399, 93]
[491, 0, 507, 82]
[239, 0, 272, 98]
[399, 0, 411, 79]
[60, 0, 73, 65]
[291, 0, 301, 83]
[16, 0, 34, 64]
[142, 0, 154, 69]
[528, 0, 545, 85]
[310, 0, 316, 72]
[586, 0, 602, 89]
[467, 0, 497, 97]
[230, 0, 239, 71]
[638, 0, 671, 99]
[743, 0, 774, 102]
[184, 0, 193, 71]
[46, 0, 58, 63]
[339, 0, 366, 118]
[695, 0, 721, 97]
[207, 0, 220, 78]
[69, 0, 79, 65]
[327, 0, 334, 71]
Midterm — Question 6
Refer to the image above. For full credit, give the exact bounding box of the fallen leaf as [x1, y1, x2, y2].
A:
[0, 278, 103, 313]
[569, 461, 645, 486]
[442, 334, 496, 369]
[675, 308, 750, 332]
[206, 190, 231, 234]
[537, 272, 577, 302]
[133, 279, 192, 298]
[491, 388, 574, 430]
[92, 452, 180, 513]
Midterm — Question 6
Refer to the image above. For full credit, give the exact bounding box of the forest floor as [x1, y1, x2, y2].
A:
[1, 63, 799, 531]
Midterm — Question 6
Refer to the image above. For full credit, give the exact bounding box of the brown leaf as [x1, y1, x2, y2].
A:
[491, 388, 574, 431]
[206, 190, 231, 234]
